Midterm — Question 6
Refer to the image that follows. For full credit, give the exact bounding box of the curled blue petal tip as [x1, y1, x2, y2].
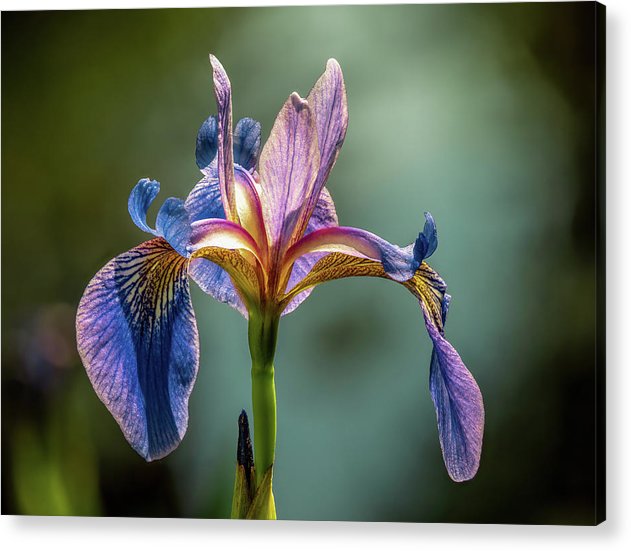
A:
[128, 178, 161, 235]
[413, 212, 438, 263]
[128, 179, 193, 257]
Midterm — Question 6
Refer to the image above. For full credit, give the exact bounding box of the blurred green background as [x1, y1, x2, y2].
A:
[2, 3, 601, 523]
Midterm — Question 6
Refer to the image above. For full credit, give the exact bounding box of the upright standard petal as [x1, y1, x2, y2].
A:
[298, 59, 348, 232]
[209, 55, 238, 222]
[279, 252, 484, 481]
[258, 93, 320, 262]
[76, 238, 199, 461]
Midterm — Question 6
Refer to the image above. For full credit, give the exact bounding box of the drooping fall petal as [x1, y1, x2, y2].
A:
[284, 226, 419, 283]
[422, 302, 484, 482]
[279, 252, 483, 480]
[284, 212, 438, 286]
[295, 59, 348, 236]
[76, 238, 199, 461]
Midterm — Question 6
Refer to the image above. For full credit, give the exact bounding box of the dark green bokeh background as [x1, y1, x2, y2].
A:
[2, 3, 602, 523]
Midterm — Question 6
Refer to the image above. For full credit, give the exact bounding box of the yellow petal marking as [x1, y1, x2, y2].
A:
[279, 252, 445, 329]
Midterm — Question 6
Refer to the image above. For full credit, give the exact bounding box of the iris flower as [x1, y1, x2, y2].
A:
[76, 55, 484, 518]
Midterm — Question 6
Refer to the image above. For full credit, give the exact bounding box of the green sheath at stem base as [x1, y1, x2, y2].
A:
[231, 410, 275, 520]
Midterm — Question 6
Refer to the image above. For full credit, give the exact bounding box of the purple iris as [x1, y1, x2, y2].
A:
[76, 56, 484, 483]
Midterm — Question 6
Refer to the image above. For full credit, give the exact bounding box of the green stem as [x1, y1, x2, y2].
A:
[251, 368, 276, 486]
[248, 310, 279, 487]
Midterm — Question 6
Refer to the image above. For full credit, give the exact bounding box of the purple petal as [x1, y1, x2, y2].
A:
[195, 115, 218, 172]
[184, 178, 245, 314]
[209, 55, 238, 222]
[413, 212, 438, 263]
[305, 186, 339, 231]
[187, 218, 263, 312]
[421, 302, 484, 482]
[258, 92, 320, 258]
[274, 247, 483, 479]
[128, 180, 195, 258]
[233, 165, 267, 252]
[128, 178, 160, 235]
[283, 187, 338, 315]
[155, 197, 191, 257]
[286, 225, 420, 283]
[233, 117, 261, 171]
[76, 238, 199, 461]
[300, 59, 348, 227]
[195, 116, 261, 177]
[188, 217, 262, 262]
[185, 176, 225, 222]
[188, 258, 247, 317]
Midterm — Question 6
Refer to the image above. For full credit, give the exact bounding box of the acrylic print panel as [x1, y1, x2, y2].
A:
[1, 2, 604, 524]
